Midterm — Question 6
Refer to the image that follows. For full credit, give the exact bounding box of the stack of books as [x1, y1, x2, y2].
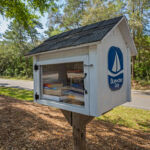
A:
[43, 80, 84, 102]
[43, 83, 64, 96]
[63, 86, 84, 102]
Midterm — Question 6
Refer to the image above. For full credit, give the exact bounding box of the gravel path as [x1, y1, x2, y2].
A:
[0, 78, 150, 110]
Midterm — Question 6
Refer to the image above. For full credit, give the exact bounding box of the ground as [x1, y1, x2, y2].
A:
[0, 95, 150, 150]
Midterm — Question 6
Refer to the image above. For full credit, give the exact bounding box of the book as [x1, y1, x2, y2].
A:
[43, 94, 67, 102]
[64, 90, 84, 101]
[43, 83, 63, 88]
[70, 86, 83, 92]
[67, 72, 84, 79]
[43, 86, 69, 96]
[43, 89, 63, 96]
[67, 95, 84, 101]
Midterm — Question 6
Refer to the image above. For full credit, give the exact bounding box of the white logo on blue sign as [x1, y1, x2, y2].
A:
[108, 46, 123, 91]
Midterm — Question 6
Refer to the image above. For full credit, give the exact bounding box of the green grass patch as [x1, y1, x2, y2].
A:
[98, 106, 150, 132]
[0, 87, 33, 101]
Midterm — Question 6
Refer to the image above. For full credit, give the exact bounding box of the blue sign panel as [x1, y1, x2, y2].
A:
[108, 46, 123, 91]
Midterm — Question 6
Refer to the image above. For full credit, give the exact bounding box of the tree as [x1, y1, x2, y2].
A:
[125, 0, 150, 79]
[62, 0, 89, 30]
[0, 20, 42, 78]
[3, 21, 42, 54]
[45, 3, 63, 37]
[0, 0, 56, 30]
[81, 0, 124, 25]
[46, 0, 89, 36]
[134, 35, 150, 81]
[0, 0, 57, 78]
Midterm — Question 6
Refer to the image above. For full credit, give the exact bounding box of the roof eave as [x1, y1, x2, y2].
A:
[118, 16, 137, 56]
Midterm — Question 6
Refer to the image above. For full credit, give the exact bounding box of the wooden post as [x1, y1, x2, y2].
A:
[61, 110, 94, 150]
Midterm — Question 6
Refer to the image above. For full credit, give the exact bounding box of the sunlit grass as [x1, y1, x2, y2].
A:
[98, 106, 150, 132]
[0, 87, 33, 101]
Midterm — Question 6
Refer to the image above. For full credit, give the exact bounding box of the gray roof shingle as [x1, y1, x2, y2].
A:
[26, 16, 123, 56]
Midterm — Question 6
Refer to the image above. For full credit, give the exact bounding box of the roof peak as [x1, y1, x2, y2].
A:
[45, 16, 123, 42]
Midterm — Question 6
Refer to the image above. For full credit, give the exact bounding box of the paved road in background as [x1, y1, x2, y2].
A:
[0, 78, 33, 90]
[0, 78, 150, 110]
[123, 90, 150, 110]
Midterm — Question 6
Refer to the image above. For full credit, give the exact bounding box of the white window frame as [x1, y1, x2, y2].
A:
[34, 55, 90, 115]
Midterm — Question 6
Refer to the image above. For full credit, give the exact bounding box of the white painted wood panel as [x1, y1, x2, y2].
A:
[38, 47, 89, 61]
[96, 26, 130, 116]
[88, 45, 98, 116]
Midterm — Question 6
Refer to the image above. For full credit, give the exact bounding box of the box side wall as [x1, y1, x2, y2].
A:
[95, 26, 131, 116]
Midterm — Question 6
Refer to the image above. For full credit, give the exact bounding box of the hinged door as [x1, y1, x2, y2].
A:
[36, 55, 90, 115]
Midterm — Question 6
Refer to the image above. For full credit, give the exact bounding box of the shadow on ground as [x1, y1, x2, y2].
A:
[0, 96, 150, 150]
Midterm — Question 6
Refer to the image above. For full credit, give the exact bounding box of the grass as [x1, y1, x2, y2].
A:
[98, 106, 150, 132]
[0, 86, 150, 132]
[0, 87, 33, 101]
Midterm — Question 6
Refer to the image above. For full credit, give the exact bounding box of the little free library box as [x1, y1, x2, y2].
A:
[26, 16, 137, 117]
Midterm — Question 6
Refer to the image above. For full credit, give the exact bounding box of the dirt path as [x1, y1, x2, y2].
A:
[0, 95, 150, 150]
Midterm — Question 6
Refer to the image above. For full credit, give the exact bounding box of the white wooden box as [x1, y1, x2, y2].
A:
[30, 16, 137, 117]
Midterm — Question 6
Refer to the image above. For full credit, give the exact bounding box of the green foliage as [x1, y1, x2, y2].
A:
[45, 27, 62, 37]
[134, 35, 150, 81]
[0, 0, 56, 30]
[134, 51, 150, 81]
[0, 0, 53, 78]
[62, 0, 89, 30]
[98, 106, 150, 132]
[81, 0, 124, 25]
[0, 87, 33, 101]
[126, 0, 150, 34]
[45, 0, 89, 36]
[0, 21, 41, 78]
[125, 0, 150, 81]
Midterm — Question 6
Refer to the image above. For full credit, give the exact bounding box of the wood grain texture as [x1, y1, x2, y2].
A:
[61, 110, 94, 150]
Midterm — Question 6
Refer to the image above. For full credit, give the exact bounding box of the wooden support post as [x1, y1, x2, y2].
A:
[61, 110, 94, 150]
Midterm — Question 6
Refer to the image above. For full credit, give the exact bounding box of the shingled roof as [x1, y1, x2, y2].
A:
[26, 16, 123, 56]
